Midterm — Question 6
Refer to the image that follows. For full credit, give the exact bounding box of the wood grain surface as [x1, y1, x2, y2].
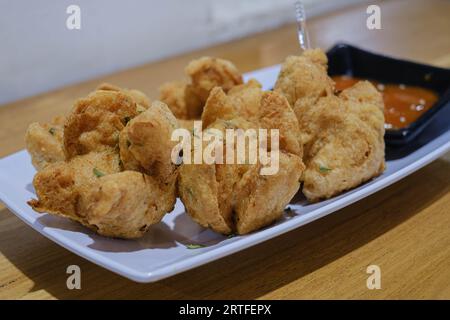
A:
[0, 0, 449, 299]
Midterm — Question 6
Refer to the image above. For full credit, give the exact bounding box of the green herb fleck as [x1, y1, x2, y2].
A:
[185, 187, 195, 201]
[48, 127, 56, 135]
[93, 168, 105, 178]
[186, 243, 205, 249]
[227, 233, 236, 239]
[136, 105, 146, 113]
[319, 165, 332, 173]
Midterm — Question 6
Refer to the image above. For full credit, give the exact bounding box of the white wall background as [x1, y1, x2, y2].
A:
[0, 0, 364, 105]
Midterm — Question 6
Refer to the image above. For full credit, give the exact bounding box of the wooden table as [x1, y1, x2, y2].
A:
[0, 0, 449, 299]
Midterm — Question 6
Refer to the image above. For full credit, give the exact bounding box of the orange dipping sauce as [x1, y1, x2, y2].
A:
[332, 75, 439, 129]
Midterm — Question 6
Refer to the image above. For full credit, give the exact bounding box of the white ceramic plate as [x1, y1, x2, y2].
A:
[1, 66, 449, 283]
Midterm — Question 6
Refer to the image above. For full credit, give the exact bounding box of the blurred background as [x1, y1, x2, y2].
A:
[0, 0, 365, 105]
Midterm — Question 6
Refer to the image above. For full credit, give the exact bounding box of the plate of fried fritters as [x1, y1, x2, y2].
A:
[0, 49, 449, 282]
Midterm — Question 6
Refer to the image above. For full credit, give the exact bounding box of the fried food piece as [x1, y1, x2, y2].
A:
[201, 79, 262, 127]
[79, 171, 176, 238]
[297, 81, 385, 201]
[29, 153, 175, 239]
[258, 91, 302, 157]
[201, 83, 302, 157]
[274, 49, 385, 202]
[179, 102, 305, 235]
[28, 150, 121, 220]
[159, 81, 202, 119]
[178, 119, 195, 131]
[159, 57, 243, 119]
[185, 57, 243, 104]
[233, 151, 303, 234]
[201, 87, 238, 128]
[274, 49, 334, 107]
[225, 79, 263, 122]
[179, 117, 246, 234]
[64, 90, 140, 158]
[25, 116, 66, 170]
[29, 94, 179, 239]
[119, 100, 179, 181]
[97, 83, 151, 110]
[179, 145, 303, 235]
[179, 162, 235, 234]
[178, 117, 256, 234]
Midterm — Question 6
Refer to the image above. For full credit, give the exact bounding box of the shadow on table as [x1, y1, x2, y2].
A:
[0, 159, 448, 299]
[33, 209, 226, 253]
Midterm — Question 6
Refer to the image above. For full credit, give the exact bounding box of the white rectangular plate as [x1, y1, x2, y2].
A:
[1, 66, 449, 283]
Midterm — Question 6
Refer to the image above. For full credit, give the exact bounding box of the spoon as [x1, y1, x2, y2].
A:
[295, 1, 311, 50]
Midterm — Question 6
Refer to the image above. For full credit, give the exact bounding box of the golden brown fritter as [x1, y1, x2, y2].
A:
[179, 142, 303, 235]
[178, 117, 256, 234]
[28, 88, 180, 239]
[159, 81, 202, 119]
[201, 82, 303, 157]
[258, 91, 302, 157]
[225, 79, 263, 122]
[29, 153, 176, 239]
[119, 100, 179, 181]
[28, 150, 121, 221]
[178, 93, 305, 235]
[274, 49, 334, 107]
[233, 151, 303, 234]
[79, 171, 176, 238]
[201, 79, 262, 128]
[300, 81, 385, 202]
[177, 119, 196, 131]
[97, 82, 151, 110]
[201, 87, 238, 128]
[185, 57, 243, 103]
[178, 161, 235, 234]
[25, 116, 66, 170]
[159, 57, 243, 120]
[276, 48, 386, 201]
[64, 90, 140, 158]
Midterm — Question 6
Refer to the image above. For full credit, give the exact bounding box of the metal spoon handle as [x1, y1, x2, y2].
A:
[295, 1, 310, 50]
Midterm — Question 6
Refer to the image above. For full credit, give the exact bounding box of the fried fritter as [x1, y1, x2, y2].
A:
[178, 93, 305, 235]
[28, 150, 121, 221]
[178, 119, 195, 131]
[275, 49, 385, 202]
[274, 48, 333, 107]
[97, 82, 151, 110]
[119, 100, 179, 181]
[159, 57, 243, 120]
[258, 90, 302, 157]
[28, 89, 179, 239]
[179, 142, 303, 235]
[25, 116, 66, 170]
[299, 81, 385, 201]
[185, 57, 243, 103]
[233, 151, 303, 234]
[79, 171, 176, 238]
[201, 82, 302, 157]
[159, 81, 202, 119]
[64, 89, 140, 158]
[178, 161, 235, 234]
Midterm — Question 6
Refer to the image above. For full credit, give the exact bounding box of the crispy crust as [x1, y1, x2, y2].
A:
[25, 116, 66, 170]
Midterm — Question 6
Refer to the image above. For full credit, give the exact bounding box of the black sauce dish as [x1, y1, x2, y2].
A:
[326, 43, 450, 146]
